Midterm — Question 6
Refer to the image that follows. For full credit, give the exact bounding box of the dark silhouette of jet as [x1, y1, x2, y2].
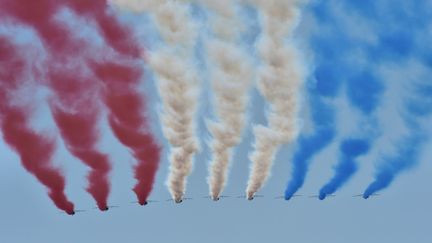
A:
[63, 209, 86, 216]
[354, 193, 380, 199]
[203, 195, 231, 201]
[166, 197, 193, 204]
[309, 194, 336, 199]
[130, 200, 159, 206]
[237, 195, 264, 200]
[275, 195, 302, 200]
[95, 205, 120, 211]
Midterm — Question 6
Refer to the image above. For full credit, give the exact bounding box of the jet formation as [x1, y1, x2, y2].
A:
[62, 193, 382, 215]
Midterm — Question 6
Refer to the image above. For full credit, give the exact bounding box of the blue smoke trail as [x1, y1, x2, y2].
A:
[318, 72, 384, 200]
[284, 78, 338, 200]
[347, 0, 432, 198]
[363, 81, 432, 198]
[284, 2, 347, 200]
[318, 139, 370, 199]
[284, 0, 430, 200]
[314, 0, 430, 200]
[284, 0, 374, 200]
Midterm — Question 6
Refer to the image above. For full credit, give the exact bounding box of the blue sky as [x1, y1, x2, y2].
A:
[1, 1, 431, 242]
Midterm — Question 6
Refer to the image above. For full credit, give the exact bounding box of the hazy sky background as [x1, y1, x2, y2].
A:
[1, 1, 431, 243]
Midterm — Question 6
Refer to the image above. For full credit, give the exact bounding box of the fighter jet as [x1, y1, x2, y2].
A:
[353, 193, 380, 199]
[309, 194, 336, 199]
[130, 200, 159, 206]
[166, 197, 193, 204]
[62, 209, 86, 216]
[274, 195, 302, 200]
[237, 195, 264, 200]
[94, 205, 120, 211]
[203, 195, 231, 201]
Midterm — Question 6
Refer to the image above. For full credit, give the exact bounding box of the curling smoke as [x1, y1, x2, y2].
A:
[151, 51, 199, 202]
[364, 77, 432, 198]
[201, 0, 253, 200]
[49, 70, 111, 211]
[246, 0, 304, 198]
[113, 0, 200, 202]
[0, 0, 161, 206]
[0, 37, 75, 214]
[67, 0, 162, 205]
[91, 61, 161, 205]
[27, 1, 113, 211]
[318, 72, 384, 199]
[151, 3, 200, 202]
[284, 86, 336, 200]
[319, 138, 370, 200]
[285, 1, 382, 200]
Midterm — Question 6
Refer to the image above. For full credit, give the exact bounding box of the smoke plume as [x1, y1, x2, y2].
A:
[319, 73, 384, 200]
[0, 0, 161, 206]
[151, 3, 200, 203]
[0, 37, 75, 214]
[318, 138, 370, 199]
[201, 0, 253, 200]
[49, 70, 111, 211]
[91, 61, 161, 205]
[112, 0, 200, 202]
[246, 0, 304, 199]
[363, 74, 432, 198]
[67, 0, 161, 205]
[284, 86, 337, 200]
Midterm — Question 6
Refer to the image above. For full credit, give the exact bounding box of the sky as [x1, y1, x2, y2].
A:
[1, 0, 432, 243]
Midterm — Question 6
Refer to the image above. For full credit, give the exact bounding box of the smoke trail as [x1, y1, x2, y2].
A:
[150, 2, 200, 203]
[246, 0, 305, 199]
[151, 53, 199, 202]
[91, 61, 161, 205]
[49, 70, 111, 211]
[201, 0, 253, 200]
[66, 0, 141, 58]
[0, 37, 75, 215]
[363, 78, 432, 198]
[283, 0, 361, 200]
[68, 0, 162, 206]
[318, 138, 370, 199]
[0, 0, 161, 205]
[319, 73, 384, 200]
[284, 85, 337, 200]
[113, 0, 200, 202]
[363, 133, 424, 199]
[283, 38, 343, 201]
[21, 0, 112, 211]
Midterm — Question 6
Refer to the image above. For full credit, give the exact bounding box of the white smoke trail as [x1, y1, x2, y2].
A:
[111, 0, 200, 202]
[246, 0, 305, 199]
[201, 0, 253, 200]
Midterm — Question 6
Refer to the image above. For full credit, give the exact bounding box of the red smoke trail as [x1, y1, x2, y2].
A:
[91, 61, 161, 205]
[67, 0, 161, 204]
[0, 0, 112, 210]
[49, 71, 111, 211]
[65, 0, 141, 58]
[0, 37, 75, 215]
[1, 0, 161, 204]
